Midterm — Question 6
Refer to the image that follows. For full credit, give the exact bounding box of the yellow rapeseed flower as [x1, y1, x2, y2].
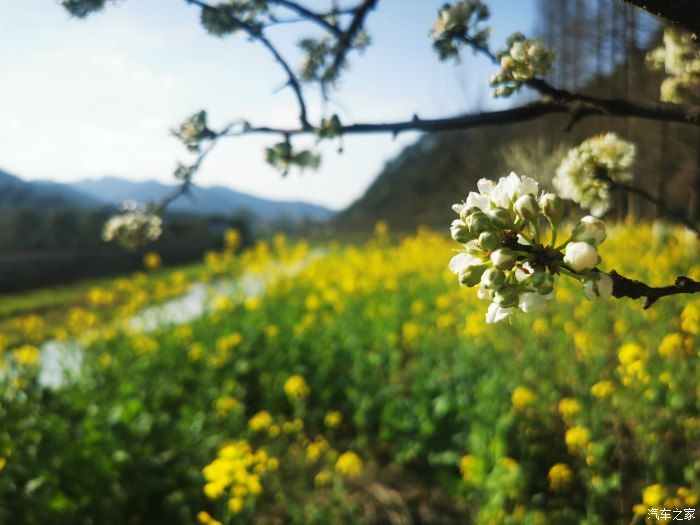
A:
[143, 251, 162, 270]
[314, 469, 333, 487]
[284, 374, 310, 402]
[511, 386, 536, 412]
[249, 411, 273, 432]
[591, 380, 615, 399]
[12, 345, 40, 367]
[565, 426, 590, 453]
[642, 484, 665, 506]
[548, 463, 572, 492]
[197, 511, 222, 525]
[324, 411, 342, 428]
[658, 332, 684, 358]
[680, 300, 699, 335]
[558, 398, 582, 422]
[335, 451, 363, 478]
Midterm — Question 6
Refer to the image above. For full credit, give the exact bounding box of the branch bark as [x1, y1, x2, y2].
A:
[619, 0, 700, 38]
[609, 271, 700, 308]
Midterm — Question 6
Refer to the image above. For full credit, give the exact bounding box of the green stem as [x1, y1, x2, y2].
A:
[554, 235, 572, 251]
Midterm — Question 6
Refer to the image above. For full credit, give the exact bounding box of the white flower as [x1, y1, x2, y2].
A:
[455, 173, 538, 215]
[583, 273, 613, 300]
[572, 215, 607, 246]
[102, 209, 163, 249]
[490, 172, 539, 208]
[646, 28, 700, 103]
[486, 302, 512, 324]
[490, 34, 554, 97]
[449, 251, 483, 274]
[564, 241, 599, 272]
[518, 292, 546, 313]
[553, 133, 636, 215]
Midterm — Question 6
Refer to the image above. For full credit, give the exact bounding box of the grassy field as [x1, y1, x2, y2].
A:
[0, 226, 698, 524]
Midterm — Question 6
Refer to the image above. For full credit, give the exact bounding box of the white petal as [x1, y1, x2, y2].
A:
[477, 284, 492, 300]
[466, 191, 489, 211]
[449, 253, 470, 274]
[452, 203, 465, 214]
[486, 303, 512, 323]
[516, 234, 531, 246]
[477, 178, 495, 194]
[519, 175, 539, 197]
[519, 292, 545, 313]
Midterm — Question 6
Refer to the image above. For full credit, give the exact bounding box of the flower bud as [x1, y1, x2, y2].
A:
[487, 207, 512, 229]
[466, 211, 492, 236]
[564, 241, 599, 272]
[583, 273, 613, 300]
[572, 215, 607, 246]
[514, 194, 539, 222]
[534, 272, 554, 295]
[461, 206, 482, 221]
[500, 56, 515, 69]
[494, 287, 520, 308]
[478, 231, 501, 251]
[480, 268, 506, 289]
[490, 247, 517, 270]
[450, 219, 473, 243]
[539, 193, 565, 225]
[459, 263, 488, 287]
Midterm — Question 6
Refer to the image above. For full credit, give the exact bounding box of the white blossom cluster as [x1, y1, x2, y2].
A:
[450, 172, 613, 323]
[102, 202, 163, 250]
[553, 133, 636, 216]
[172, 110, 214, 152]
[430, 0, 490, 61]
[490, 33, 554, 97]
[646, 29, 700, 104]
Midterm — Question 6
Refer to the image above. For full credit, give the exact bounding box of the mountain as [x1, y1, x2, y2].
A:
[0, 168, 101, 209]
[69, 176, 334, 222]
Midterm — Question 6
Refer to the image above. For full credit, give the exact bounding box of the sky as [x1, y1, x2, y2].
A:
[0, 0, 535, 210]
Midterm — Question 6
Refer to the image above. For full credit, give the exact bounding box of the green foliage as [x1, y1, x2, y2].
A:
[317, 114, 343, 140]
[264, 141, 320, 176]
[59, 0, 110, 18]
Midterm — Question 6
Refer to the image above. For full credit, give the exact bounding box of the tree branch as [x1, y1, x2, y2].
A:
[595, 171, 700, 235]
[507, 238, 700, 310]
[619, 0, 700, 39]
[267, 0, 343, 36]
[324, 0, 379, 80]
[609, 271, 700, 308]
[157, 122, 237, 211]
[184, 0, 311, 129]
[222, 96, 699, 140]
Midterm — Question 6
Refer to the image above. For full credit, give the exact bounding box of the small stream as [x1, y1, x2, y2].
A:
[35, 251, 323, 388]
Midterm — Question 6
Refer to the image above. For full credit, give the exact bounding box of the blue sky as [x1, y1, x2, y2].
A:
[0, 0, 535, 209]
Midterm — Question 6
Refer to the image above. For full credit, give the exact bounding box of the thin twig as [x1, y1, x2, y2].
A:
[184, 0, 311, 129]
[323, 0, 379, 81]
[267, 0, 343, 36]
[596, 171, 700, 235]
